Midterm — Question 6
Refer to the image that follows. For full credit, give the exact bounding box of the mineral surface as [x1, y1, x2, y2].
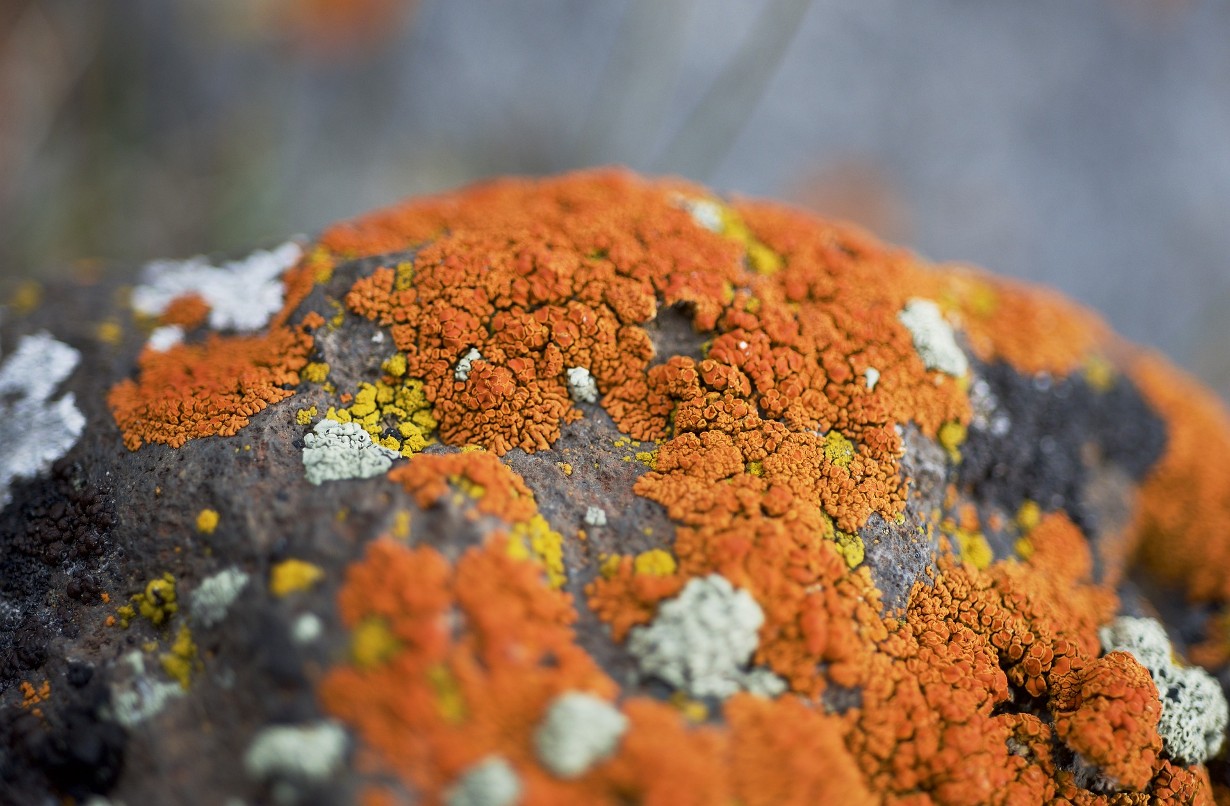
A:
[1, 169, 1229, 804]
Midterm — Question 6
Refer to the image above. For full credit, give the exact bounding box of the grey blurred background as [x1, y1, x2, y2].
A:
[2, 0, 1229, 398]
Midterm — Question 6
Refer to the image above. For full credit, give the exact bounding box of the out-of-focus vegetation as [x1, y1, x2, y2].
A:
[3, 0, 1229, 398]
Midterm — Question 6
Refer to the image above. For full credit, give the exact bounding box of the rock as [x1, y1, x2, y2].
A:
[0, 168, 1228, 804]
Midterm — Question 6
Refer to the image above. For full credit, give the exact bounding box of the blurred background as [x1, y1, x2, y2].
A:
[2, 0, 1229, 398]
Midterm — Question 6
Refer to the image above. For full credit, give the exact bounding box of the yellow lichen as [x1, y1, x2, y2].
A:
[1016, 500, 1042, 532]
[297, 405, 318, 426]
[823, 430, 856, 468]
[96, 320, 123, 345]
[10, 281, 42, 313]
[302, 362, 331, 383]
[633, 549, 678, 577]
[392, 510, 411, 540]
[938, 421, 967, 464]
[427, 664, 466, 724]
[160, 624, 198, 689]
[834, 530, 866, 569]
[351, 616, 401, 669]
[270, 559, 325, 597]
[955, 529, 993, 570]
[508, 514, 567, 589]
[196, 509, 220, 535]
[325, 376, 436, 457]
[121, 574, 178, 628]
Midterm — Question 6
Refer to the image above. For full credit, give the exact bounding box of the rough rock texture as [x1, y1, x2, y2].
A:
[1, 169, 1229, 805]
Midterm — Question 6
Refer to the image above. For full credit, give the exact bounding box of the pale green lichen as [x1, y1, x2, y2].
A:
[302, 419, 399, 484]
[243, 721, 348, 783]
[534, 692, 628, 779]
[898, 298, 969, 377]
[446, 756, 522, 806]
[189, 567, 249, 628]
[627, 574, 785, 699]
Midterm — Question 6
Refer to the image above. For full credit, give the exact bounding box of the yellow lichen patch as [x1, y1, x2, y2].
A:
[954, 528, 993, 570]
[508, 514, 567, 589]
[120, 574, 178, 628]
[351, 617, 402, 669]
[717, 204, 784, 275]
[633, 549, 678, 577]
[196, 509, 220, 535]
[669, 691, 709, 723]
[1083, 353, 1116, 392]
[1016, 500, 1042, 532]
[383, 353, 407, 377]
[1015, 536, 1036, 561]
[634, 450, 658, 469]
[96, 319, 123, 345]
[297, 405, 318, 426]
[556, 461, 573, 476]
[270, 559, 325, 597]
[10, 281, 42, 313]
[160, 624, 199, 689]
[325, 375, 437, 457]
[392, 510, 412, 540]
[426, 664, 466, 724]
[823, 430, 855, 468]
[938, 420, 966, 463]
[833, 530, 866, 569]
[301, 361, 331, 383]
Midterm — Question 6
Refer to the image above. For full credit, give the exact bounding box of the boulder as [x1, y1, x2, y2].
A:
[1, 169, 1227, 804]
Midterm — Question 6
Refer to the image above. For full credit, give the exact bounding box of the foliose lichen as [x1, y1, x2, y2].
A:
[0, 332, 85, 511]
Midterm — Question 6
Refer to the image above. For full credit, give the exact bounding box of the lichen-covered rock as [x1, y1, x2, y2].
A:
[1, 169, 1228, 804]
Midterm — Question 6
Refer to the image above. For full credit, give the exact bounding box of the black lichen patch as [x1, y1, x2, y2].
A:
[956, 360, 1166, 536]
[0, 462, 117, 681]
[0, 662, 124, 801]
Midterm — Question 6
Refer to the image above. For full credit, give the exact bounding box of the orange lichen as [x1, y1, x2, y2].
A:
[20, 680, 50, 716]
[159, 293, 211, 329]
[725, 693, 875, 806]
[108, 324, 314, 450]
[389, 451, 537, 524]
[1130, 351, 1230, 601]
[935, 268, 1112, 377]
[305, 172, 1222, 804]
[1050, 651, 1162, 791]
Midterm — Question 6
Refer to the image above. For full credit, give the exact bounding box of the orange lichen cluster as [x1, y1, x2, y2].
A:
[108, 325, 314, 449]
[322, 539, 884, 805]
[1050, 651, 1162, 791]
[19, 680, 50, 717]
[934, 268, 1112, 377]
[1130, 352, 1230, 602]
[388, 451, 537, 523]
[843, 512, 1201, 805]
[157, 293, 211, 330]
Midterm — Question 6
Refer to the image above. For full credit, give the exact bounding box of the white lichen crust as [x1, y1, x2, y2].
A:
[455, 347, 483, 382]
[898, 298, 969, 377]
[302, 419, 399, 485]
[108, 651, 184, 728]
[1100, 615, 1229, 765]
[132, 241, 302, 333]
[0, 332, 85, 511]
[190, 567, 250, 628]
[584, 506, 607, 527]
[534, 692, 628, 779]
[243, 721, 348, 783]
[446, 755, 523, 806]
[627, 573, 785, 699]
[566, 365, 599, 404]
